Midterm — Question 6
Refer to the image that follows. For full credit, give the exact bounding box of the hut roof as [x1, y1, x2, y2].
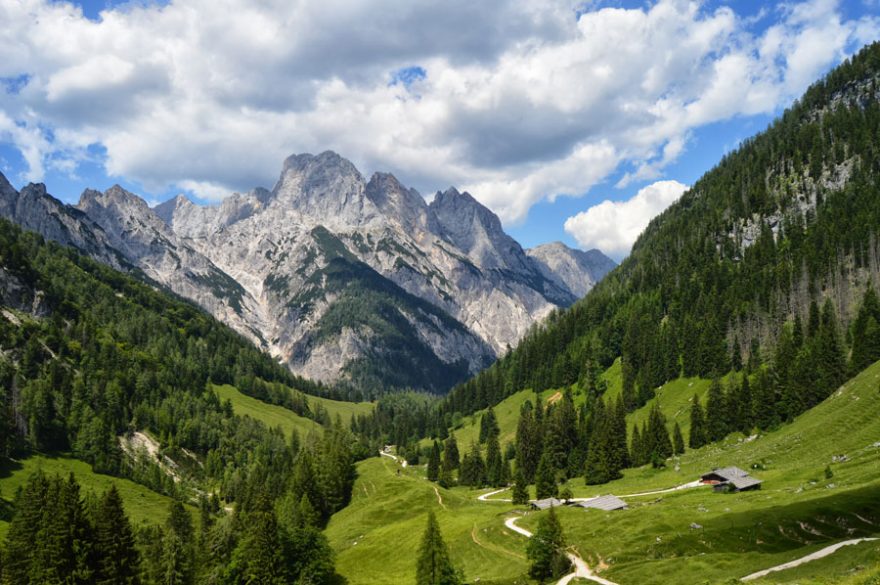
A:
[577, 495, 628, 511]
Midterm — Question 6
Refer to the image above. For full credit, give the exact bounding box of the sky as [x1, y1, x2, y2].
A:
[0, 0, 878, 260]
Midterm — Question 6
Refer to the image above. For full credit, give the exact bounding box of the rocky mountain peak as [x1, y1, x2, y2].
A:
[365, 172, 436, 234]
[526, 241, 617, 299]
[430, 186, 530, 272]
[153, 194, 195, 225]
[273, 151, 377, 227]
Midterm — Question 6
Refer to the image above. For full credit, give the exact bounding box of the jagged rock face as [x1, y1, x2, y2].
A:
[0, 153, 615, 394]
[77, 185, 270, 346]
[527, 242, 617, 299]
[0, 178, 125, 269]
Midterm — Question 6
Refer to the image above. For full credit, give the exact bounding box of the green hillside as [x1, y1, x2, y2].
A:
[527, 359, 880, 583]
[443, 42, 880, 438]
[330, 360, 880, 584]
[213, 383, 323, 438]
[309, 393, 375, 424]
[326, 456, 529, 585]
[0, 454, 192, 540]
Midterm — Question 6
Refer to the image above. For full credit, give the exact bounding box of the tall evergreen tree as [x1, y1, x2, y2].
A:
[688, 394, 707, 449]
[515, 401, 541, 483]
[416, 511, 461, 585]
[427, 440, 441, 482]
[705, 379, 728, 442]
[850, 287, 880, 373]
[443, 434, 460, 471]
[526, 507, 570, 582]
[534, 452, 558, 500]
[458, 443, 486, 488]
[485, 434, 504, 487]
[94, 485, 141, 585]
[643, 403, 673, 463]
[478, 408, 500, 444]
[672, 422, 685, 456]
[512, 466, 529, 505]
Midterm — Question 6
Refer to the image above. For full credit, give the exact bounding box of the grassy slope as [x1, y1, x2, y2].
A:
[326, 456, 530, 585]
[519, 360, 880, 584]
[213, 384, 324, 438]
[333, 361, 880, 585]
[213, 384, 374, 440]
[0, 454, 190, 540]
[309, 394, 374, 424]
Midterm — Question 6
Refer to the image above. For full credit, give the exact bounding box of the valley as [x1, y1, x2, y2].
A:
[0, 8, 878, 585]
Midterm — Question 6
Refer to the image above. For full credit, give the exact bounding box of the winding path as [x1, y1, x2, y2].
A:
[503, 516, 619, 585]
[740, 538, 879, 582]
[381, 452, 875, 582]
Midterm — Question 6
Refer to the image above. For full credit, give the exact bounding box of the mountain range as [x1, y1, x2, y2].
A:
[0, 153, 614, 395]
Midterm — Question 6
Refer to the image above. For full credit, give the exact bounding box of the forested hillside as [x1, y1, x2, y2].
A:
[0, 218, 358, 583]
[443, 42, 880, 423]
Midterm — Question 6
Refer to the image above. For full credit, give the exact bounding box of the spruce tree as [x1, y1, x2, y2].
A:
[850, 287, 880, 373]
[705, 379, 728, 442]
[485, 434, 504, 487]
[644, 402, 673, 462]
[672, 422, 685, 455]
[688, 393, 707, 450]
[443, 434, 460, 471]
[427, 441, 441, 482]
[231, 497, 288, 585]
[162, 500, 195, 585]
[94, 485, 141, 585]
[515, 401, 540, 483]
[534, 452, 558, 499]
[526, 507, 570, 581]
[630, 424, 644, 467]
[478, 408, 500, 444]
[416, 511, 461, 585]
[458, 443, 486, 487]
[512, 467, 529, 505]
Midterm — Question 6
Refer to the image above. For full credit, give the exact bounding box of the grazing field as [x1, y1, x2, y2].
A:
[332, 360, 880, 584]
[0, 454, 190, 540]
[309, 393, 375, 424]
[326, 456, 531, 585]
[212, 383, 323, 438]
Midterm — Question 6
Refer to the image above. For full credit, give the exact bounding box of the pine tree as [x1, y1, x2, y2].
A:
[526, 507, 570, 581]
[94, 485, 141, 585]
[416, 511, 461, 585]
[515, 401, 540, 483]
[850, 287, 880, 373]
[427, 441, 441, 482]
[643, 403, 673, 463]
[443, 434, 460, 471]
[705, 379, 728, 442]
[534, 452, 558, 499]
[672, 422, 685, 455]
[688, 394, 707, 449]
[458, 443, 486, 487]
[162, 501, 195, 585]
[231, 497, 288, 585]
[485, 434, 504, 487]
[512, 466, 529, 505]
[629, 424, 644, 467]
[478, 408, 500, 444]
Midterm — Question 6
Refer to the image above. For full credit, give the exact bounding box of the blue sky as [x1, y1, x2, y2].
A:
[1, 0, 878, 258]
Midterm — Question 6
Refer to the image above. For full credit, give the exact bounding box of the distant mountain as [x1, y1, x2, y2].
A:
[0, 152, 614, 396]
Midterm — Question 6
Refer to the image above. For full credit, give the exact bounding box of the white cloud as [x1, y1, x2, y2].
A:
[0, 0, 876, 223]
[564, 180, 688, 258]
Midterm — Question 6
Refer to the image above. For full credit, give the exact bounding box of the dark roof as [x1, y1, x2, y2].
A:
[728, 476, 762, 490]
[702, 466, 750, 481]
[532, 498, 563, 510]
[577, 495, 627, 511]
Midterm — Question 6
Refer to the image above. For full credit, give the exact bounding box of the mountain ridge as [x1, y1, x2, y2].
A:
[0, 153, 615, 395]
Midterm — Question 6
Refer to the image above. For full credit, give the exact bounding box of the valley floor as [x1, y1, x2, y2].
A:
[329, 361, 880, 584]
